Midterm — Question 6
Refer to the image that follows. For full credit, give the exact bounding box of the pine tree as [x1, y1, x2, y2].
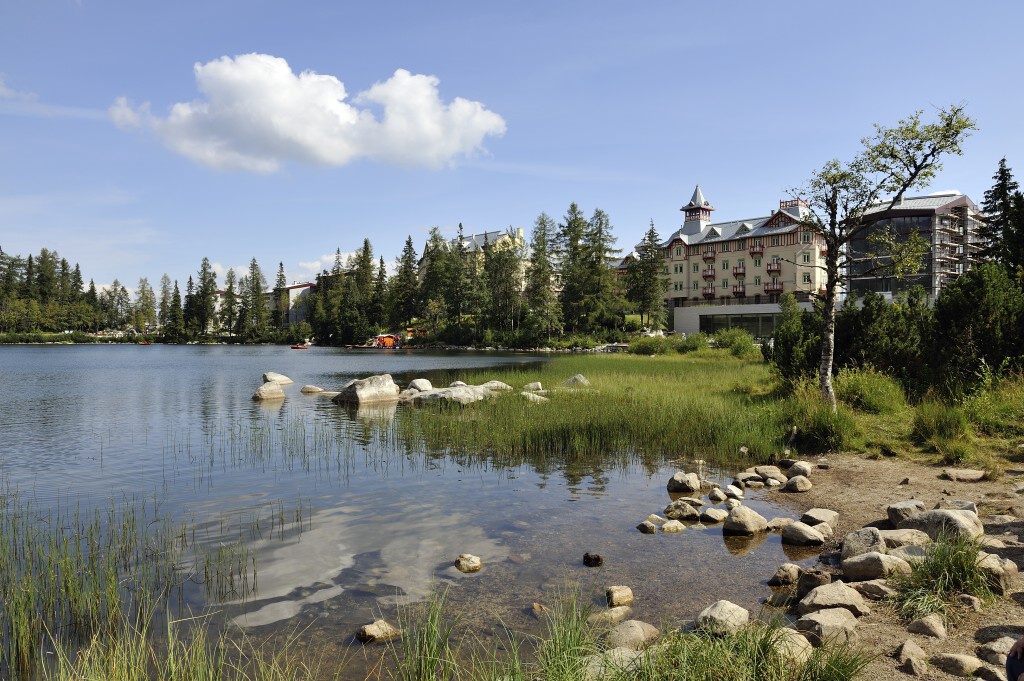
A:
[195, 257, 218, 336]
[554, 203, 589, 333]
[369, 257, 389, 330]
[183, 275, 197, 337]
[446, 223, 469, 322]
[220, 268, 239, 334]
[273, 262, 288, 330]
[627, 221, 669, 328]
[420, 227, 450, 323]
[979, 158, 1020, 265]
[240, 258, 269, 340]
[157, 274, 172, 329]
[525, 213, 560, 341]
[133, 277, 157, 332]
[167, 281, 186, 341]
[389, 236, 420, 329]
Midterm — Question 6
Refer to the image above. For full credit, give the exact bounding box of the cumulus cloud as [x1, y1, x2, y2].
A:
[111, 54, 506, 172]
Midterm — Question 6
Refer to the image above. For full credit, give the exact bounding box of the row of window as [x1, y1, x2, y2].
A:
[671, 273, 813, 292]
[671, 232, 814, 257]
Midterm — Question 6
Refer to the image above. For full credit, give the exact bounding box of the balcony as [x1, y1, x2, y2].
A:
[732, 285, 746, 297]
[702, 268, 716, 280]
[764, 282, 784, 294]
[702, 251, 716, 262]
[702, 286, 716, 298]
[766, 262, 782, 275]
[732, 266, 745, 277]
[749, 244, 764, 256]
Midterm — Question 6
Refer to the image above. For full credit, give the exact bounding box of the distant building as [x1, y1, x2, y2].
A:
[660, 185, 827, 336]
[419, 227, 526, 280]
[848, 192, 985, 300]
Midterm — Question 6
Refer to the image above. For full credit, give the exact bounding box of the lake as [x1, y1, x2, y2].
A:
[0, 344, 814, 676]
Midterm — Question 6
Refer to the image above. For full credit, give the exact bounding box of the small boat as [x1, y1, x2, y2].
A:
[137, 340, 152, 345]
[291, 344, 309, 350]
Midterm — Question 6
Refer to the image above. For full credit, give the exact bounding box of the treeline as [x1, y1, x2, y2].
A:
[767, 158, 1024, 401]
[1, 202, 669, 345]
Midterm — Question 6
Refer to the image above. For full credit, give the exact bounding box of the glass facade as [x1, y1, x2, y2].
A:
[698, 313, 779, 338]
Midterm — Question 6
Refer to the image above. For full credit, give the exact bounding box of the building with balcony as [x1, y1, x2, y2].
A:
[659, 185, 828, 336]
[848, 192, 985, 300]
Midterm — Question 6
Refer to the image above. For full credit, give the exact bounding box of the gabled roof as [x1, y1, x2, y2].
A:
[863, 192, 977, 216]
[681, 185, 714, 211]
[658, 210, 810, 248]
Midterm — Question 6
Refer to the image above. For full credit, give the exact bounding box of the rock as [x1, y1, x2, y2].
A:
[262, 371, 293, 384]
[907, 613, 946, 639]
[674, 496, 704, 508]
[300, 384, 325, 394]
[586, 605, 631, 626]
[523, 381, 542, 391]
[775, 628, 813, 665]
[879, 528, 931, 549]
[636, 520, 658, 534]
[795, 608, 858, 646]
[332, 374, 400, 405]
[645, 514, 666, 524]
[942, 468, 986, 482]
[841, 551, 911, 581]
[604, 620, 659, 650]
[755, 465, 788, 484]
[725, 499, 742, 510]
[562, 374, 591, 387]
[667, 471, 702, 494]
[663, 499, 700, 521]
[851, 579, 896, 600]
[767, 517, 794, 531]
[252, 382, 286, 401]
[660, 520, 686, 533]
[886, 500, 926, 527]
[606, 586, 634, 607]
[901, 656, 928, 676]
[695, 600, 749, 635]
[977, 551, 1019, 594]
[981, 536, 1008, 549]
[899, 509, 984, 540]
[407, 378, 433, 392]
[708, 488, 727, 503]
[765, 592, 793, 608]
[815, 522, 834, 539]
[480, 380, 513, 392]
[734, 472, 762, 486]
[356, 619, 400, 643]
[888, 545, 928, 564]
[700, 508, 728, 524]
[781, 475, 812, 493]
[899, 477, 911, 485]
[767, 563, 802, 587]
[765, 478, 782, 487]
[583, 552, 603, 567]
[985, 514, 1019, 525]
[840, 527, 886, 561]
[895, 639, 927, 665]
[797, 582, 871, 617]
[787, 461, 813, 478]
[936, 498, 978, 514]
[796, 570, 831, 599]
[724, 484, 745, 499]
[931, 653, 982, 676]
[777, 458, 798, 469]
[800, 508, 839, 530]
[407, 384, 494, 406]
[520, 391, 549, 403]
[723, 506, 768, 536]
[782, 522, 826, 546]
[978, 636, 1016, 666]
[957, 593, 983, 612]
[581, 648, 644, 680]
[745, 480, 766, 490]
[454, 554, 482, 573]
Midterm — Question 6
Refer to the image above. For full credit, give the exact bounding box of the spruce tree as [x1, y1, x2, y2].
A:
[979, 157, 1020, 265]
[627, 221, 669, 328]
[195, 257, 217, 336]
[220, 268, 239, 334]
[369, 257, 389, 330]
[157, 274, 172, 329]
[168, 281, 186, 341]
[525, 213, 560, 341]
[273, 262, 288, 329]
[554, 203, 589, 333]
[390, 236, 420, 329]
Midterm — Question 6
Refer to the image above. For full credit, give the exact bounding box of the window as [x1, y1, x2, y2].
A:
[722, 259, 729, 270]
[675, 246, 682, 256]
[772, 256, 781, 263]
[770, 235, 780, 246]
[802, 273, 811, 284]
[802, 253, 811, 264]
[722, 278, 728, 287]
[737, 258, 745, 267]
[692, 264, 699, 273]
[802, 232, 811, 243]
[754, 276, 761, 285]
[754, 258, 761, 267]
[692, 281, 699, 291]
[737, 239, 745, 249]
[721, 242, 730, 252]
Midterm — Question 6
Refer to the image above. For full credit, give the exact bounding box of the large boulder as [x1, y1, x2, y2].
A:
[604, 620, 659, 650]
[775, 628, 813, 664]
[796, 570, 831, 599]
[332, 374, 400, 405]
[767, 563, 803, 587]
[800, 508, 839, 530]
[695, 600, 749, 635]
[907, 613, 946, 639]
[408, 378, 433, 392]
[797, 582, 871, 617]
[781, 522, 826, 546]
[606, 586, 634, 607]
[700, 508, 728, 524]
[782, 475, 812, 493]
[754, 465, 788, 484]
[667, 471, 702, 494]
[406, 384, 494, 406]
[977, 552, 1019, 594]
[898, 509, 984, 540]
[850, 579, 896, 601]
[840, 527, 886, 561]
[300, 384, 325, 394]
[262, 371, 293, 384]
[886, 500, 926, 527]
[795, 608, 858, 646]
[480, 380, 513, 392]
[878, 528, 931, 549]
[523, 381, 543, 391]
[562, 374, 591, 387]
[663, 499, 700, 521]
[930, 654, 982, 676]
[723, 506, 768, 536]
[252, 382, 286, 401]
[841, 552, 912, 581]
[786, 461, 813, 478]
[357, 619, 401, 643]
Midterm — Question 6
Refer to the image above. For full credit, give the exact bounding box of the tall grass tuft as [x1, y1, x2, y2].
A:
[779, 384, 859, 453]
[391, 588, 461, 681]
[889, 531, 993, 623]
[627, 336, 673, 355]
[834, 368, 906, 415]
[533, 589, 597, 681]
[964, 373, 1024, 438]
[913, 399, 971, 443]
[674, 332, 709, 353]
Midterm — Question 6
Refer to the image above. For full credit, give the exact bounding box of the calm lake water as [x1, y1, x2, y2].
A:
[0, 344, 815, 673]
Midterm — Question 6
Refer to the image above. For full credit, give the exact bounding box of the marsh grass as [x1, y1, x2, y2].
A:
[834, 368, 906, 415]
[390, 588, 461, 681]
[889, 531, 993, 623]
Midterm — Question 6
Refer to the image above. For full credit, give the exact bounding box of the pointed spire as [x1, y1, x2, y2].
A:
[682, 184, 713, 211]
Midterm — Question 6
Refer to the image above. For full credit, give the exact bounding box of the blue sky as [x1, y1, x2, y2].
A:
[2, 1, 1022, 290]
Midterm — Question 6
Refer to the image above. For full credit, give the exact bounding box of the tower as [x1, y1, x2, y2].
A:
[680, 185, 714, 237]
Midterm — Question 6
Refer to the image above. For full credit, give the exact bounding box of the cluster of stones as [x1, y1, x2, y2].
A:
[766, 496, 1020, 678]
[253, 371, 594, 407]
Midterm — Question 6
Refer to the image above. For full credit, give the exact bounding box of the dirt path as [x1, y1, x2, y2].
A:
[777, 453, 1024, 680]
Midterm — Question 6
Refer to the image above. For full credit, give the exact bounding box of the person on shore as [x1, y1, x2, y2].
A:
[1009, 637, 1024, 681]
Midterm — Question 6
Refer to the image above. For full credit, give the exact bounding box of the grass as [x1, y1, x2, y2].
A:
[889, 531, 993, 624]
[834, 368, 906, 415]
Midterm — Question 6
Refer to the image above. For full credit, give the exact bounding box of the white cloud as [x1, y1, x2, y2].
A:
[111, 54, 506, 172]
[294, 252, 355, 281]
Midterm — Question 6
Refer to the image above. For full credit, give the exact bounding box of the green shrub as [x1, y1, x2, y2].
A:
[628, 336, 672, 355]
[834, 367, 907, 414]
[964, 374, 1024, 437]
[780, 385, 859, 453]
[913, 399, 971, 443]
[674, 332, 709, 353]
[890, 531, 992, 623]
[714, 328, 758, 358]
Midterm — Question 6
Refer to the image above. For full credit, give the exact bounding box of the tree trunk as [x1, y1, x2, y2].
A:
[818, 249, 839, 411]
